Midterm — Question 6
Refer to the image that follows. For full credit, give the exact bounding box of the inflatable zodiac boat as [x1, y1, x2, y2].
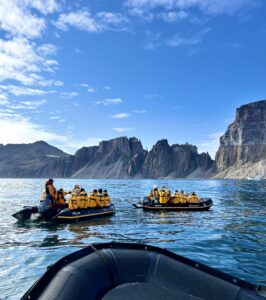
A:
[21, 242, 265, 300]
[134, 197, 213, 211]
[12, 204, 115, 223]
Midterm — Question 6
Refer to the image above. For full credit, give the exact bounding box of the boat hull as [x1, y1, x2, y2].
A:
[53, 204, 115, 222]
[134, 198, 213, 211]
[21, 242, 264, 300]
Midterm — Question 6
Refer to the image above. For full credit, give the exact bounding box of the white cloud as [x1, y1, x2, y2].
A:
[166, 28, 210, 47]
[60, 92, 78, 99]
[0, 94, 9, 105]
[103, 86, 112, 90]
[0, 38, 58, 85]
[54, 10, 129, 33]
[25, 0, 59, 15]
[197, 131, 223, 159]
[95, 98, 123, 106]
[144, 93, 162, 99]
[126, 0, 250, 15]
[7, 99, 47, 110]
[0, 85, 55, 96]
[157, 10, 189, 22]
[113, 127, 135, 132]
[0, 114, 67, 145]
[37, 44, 57, 56]
[111, 113, 131, 119]
[54, 10, 101, 32]
[80, 83, 89, 88]
[0, 0, 45, 38]
[144, 30, 162, 50]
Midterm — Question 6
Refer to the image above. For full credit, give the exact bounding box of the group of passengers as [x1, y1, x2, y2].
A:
[147, 187, 200, 205]
[40, 179, 111, 211]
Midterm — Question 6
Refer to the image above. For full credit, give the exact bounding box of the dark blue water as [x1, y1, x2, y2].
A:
[0, 179, 265, 299]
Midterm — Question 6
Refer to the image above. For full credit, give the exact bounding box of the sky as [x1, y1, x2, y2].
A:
[0, 0, 265, 159]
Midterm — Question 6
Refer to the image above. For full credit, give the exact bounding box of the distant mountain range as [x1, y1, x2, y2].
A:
[0, 99, 265, 179]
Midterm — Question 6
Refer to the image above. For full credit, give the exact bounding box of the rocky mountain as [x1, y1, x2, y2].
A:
[215, 100, 266, 179]
[0, 137, 213, 178]
[0, 141, 70, 178]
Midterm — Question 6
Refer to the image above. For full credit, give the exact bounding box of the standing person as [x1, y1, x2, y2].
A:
[39, 179, 57, 220]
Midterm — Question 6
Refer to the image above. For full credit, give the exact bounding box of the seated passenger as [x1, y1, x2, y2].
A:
[55, 188, 69, 209]
[159, 187, 169, 205]
[68, 185, 81, 210]
[78, 188, 88, 209]
[189, 192, 200, 204]
[103, 189, 111, 207]
[97, 189, 107, 207]
[71, 184, 81, 195]
[179, 190, 188, 204]
[170, 190, 180, 205]
[88, 189, 102, 208]
[148, 190, 154, 201]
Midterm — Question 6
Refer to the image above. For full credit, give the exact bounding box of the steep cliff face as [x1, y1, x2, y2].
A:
[215, 100, 266, 178]
[71, 137, 147, 178]
[0, 137, 213, 178]
[142, 140, 213, 178]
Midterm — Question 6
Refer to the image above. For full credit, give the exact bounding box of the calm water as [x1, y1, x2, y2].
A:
[0, 179, 265, 299]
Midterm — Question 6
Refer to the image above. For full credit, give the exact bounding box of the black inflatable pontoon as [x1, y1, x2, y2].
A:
[134, 197, 213, 211]
[22, 242, 265, 300]
[53, 204, 115, 222]
[12, 204, 115, 223]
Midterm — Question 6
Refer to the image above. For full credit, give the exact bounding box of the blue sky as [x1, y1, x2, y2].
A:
[0, 0, 265, 158]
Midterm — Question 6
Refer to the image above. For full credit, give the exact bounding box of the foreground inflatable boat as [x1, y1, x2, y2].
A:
[12, 204, 115, 223]
[22, 242, 265, 300]
[134, 197, 213, 211]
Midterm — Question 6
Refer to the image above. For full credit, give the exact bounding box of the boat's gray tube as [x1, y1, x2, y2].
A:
[22, 242, 265, 300]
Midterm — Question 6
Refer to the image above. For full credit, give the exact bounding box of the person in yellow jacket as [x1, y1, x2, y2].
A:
[189, 192, 200, 204]
[88, 189, 102, 208]
[103, 189, 111, 207]
[97, 189, 107, 207]
[179, 190, 188, 204]
[158, 187, 170, 205]
[170, 190, 180, 205]
[68, 185, 81, 210]
[55, 188, 69, 209]
[77, 188, 88, 209]
[39, 179, 57, 217]
[148, 188, 159, 203]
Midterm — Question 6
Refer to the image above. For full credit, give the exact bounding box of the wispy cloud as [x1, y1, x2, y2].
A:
[166, 28, 210, 47]
[126, 0, 251, 16]
[113, 127, 135, 132]
[7, 99, 47, 110]
[0, 85, 55, 96]
[54, 10, 129, 33]
[103, 86, 112, 90]
[144, 93, 162, 100]
[0, 38, 59, 85]
[111, 113, 131, 119]
[60, 92, 78, 99]
[95, 98, 123, 106]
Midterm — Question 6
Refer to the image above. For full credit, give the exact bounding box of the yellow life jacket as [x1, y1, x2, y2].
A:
[88, 193, 97, 208]
[159, 190, 169, 205]
[148, 191, 153, 201]
[97, 192, 106, 207]
[68, 194, 79, 210]
[56, 192, 66, 205]
[103, 194, 111, 207]
[170, 192, 180, 204]
[165, 188, 171, 197]
[78, 192, 88, 209]
[189, 195, 199, 204]
[179, 193, 187, 204]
